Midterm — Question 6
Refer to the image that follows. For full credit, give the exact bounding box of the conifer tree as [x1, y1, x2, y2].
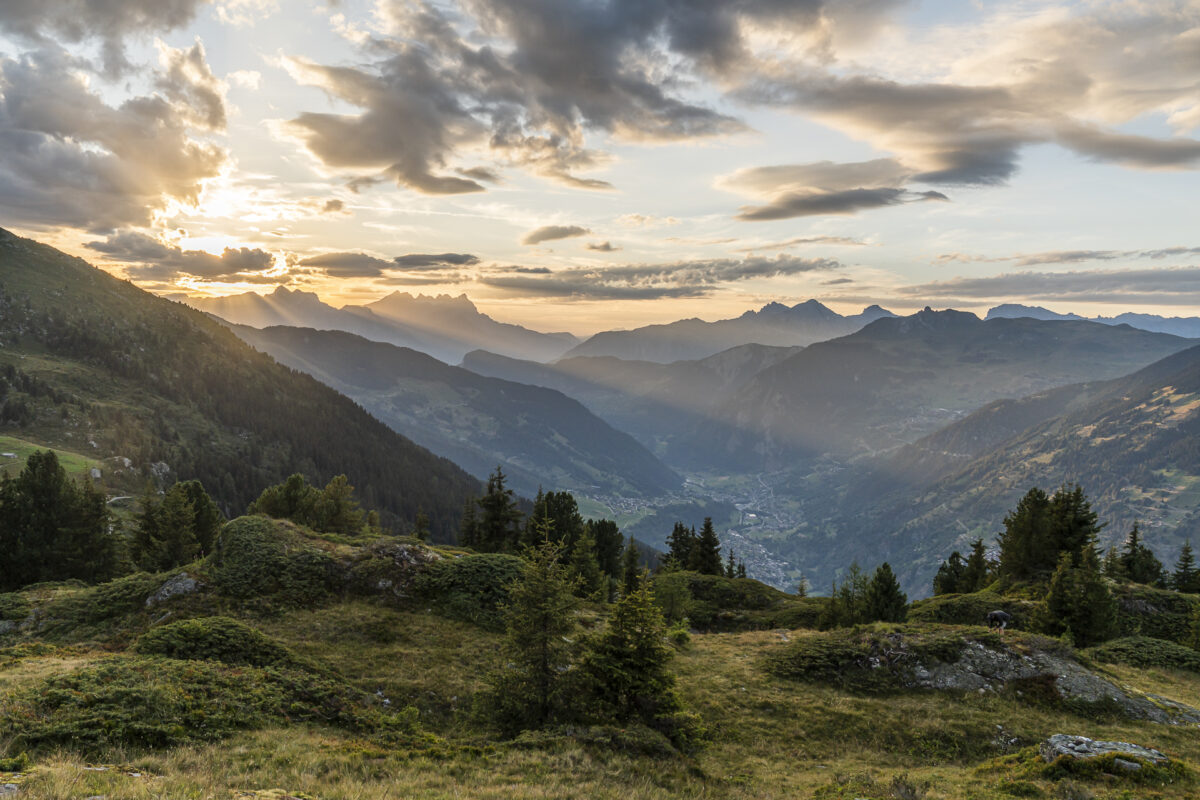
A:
[580, 580, 682, 729]
[1173, 541, 1200, 593]
[158, 483, 200, 569]
[961, 539, 991, 592]
[1102, 545, 1126, 580]
[737, 560, 747, 579]
[688, 517, 723, 575]
[176, 480, 223, 555]
[587, 518, 624, 580]
[725, 548, 737, 579]
[622, 536, 642, 596]
[1120, 523, 1164, 586]
[413, 508, 430, 541]
[477, 467, 522, 552]
[459, 496, 480, 547]
[485, 527, 579, 732]
[665, 521, 695, 567]
[132, 485, 163, 571]
[999, 485, 1102, 582]
[313, 474, 364, 535]
[865, 562, 908, 622]
[933, 551, 966, 595]
[1039, 547, 1116, 647]
[567, 524, 603, 599]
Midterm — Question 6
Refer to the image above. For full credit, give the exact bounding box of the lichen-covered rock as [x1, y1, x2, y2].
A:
[145, 573, 201, 608]
[1040, 734, 1168, 765]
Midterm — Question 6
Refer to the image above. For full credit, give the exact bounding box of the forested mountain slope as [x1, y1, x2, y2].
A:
[0, 228, 479, 537]
[231, 325, 681, 498]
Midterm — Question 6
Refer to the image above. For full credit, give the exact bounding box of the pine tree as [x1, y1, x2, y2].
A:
[1173, 541, 1200, 593]
[478, 467, 523, 552]
[132, 485, 163, 572]
[1120, 523, 1164, 586]
[961, 539, 991, 592]
[459, 496, 480, 547]
[485, 528, 579, 732]
[587, 518, 624, 580]
[580, 580, 682, 729]
[158, 483, 200, 569]
[567, 524, 603, 599]
[933, 551, 966, 595]
[998, 487, 1052, 581]
[622, 536, 642, 597]
[865, 562, 908, 622]
[687, 517, 723, 575]
[737, 560, 747, 579]
[413, 508, 430, 541]
[176, 480, 223, 555]
[665, 521, 695, 566]
[1102, 545, 1125, 580]
[313, 474, 364, 534]
[1040, 547, 1116, 647]
[725, 548, 737, 579]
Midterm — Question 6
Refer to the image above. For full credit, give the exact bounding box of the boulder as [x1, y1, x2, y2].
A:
[145, 573, 202, 608]
[1039, 734, 1168, 765]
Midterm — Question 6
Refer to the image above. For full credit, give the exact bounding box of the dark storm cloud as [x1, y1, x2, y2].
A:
[521, 225, 591, 245]
[392, 252, 481, 268]
[478, 254, 841, 299]
[0, 0, 209, 77]
[285, 0, 895, 193]
[0, 47, 228, 232]
[87, 230, 274, 281]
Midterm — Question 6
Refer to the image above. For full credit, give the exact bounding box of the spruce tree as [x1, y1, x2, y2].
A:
[580, 580, 682, 729]
[158, 483, 200, 569]
[413, 508, 430, 541]
[622, 536, 642, 596]
[1040, 547, 1116, 647]
[1120, 523, 1164, 586]
[459, 496, 480, 547]
[567, 524, 603, 599]
[725, 549, 737, 579]
[737, 560, 747, 579]
[1173, 541, 1200, 593]
[665, 521, 695, 567]
[1102, 545, 1126, 580]
[998, 487, 1052, 581]
[132, 485, 163, 572]
[933, 551, 966, 595]
[485, 528, 579, 732]
[587, 518, 624, 580]
[961, 539, 991, 592]
[478, 467, 523, 552]
[688, 517, 723, 575]
[313, 474, 364, 535]
[865, 562, 908, 622]
[176, 480, 223, 555]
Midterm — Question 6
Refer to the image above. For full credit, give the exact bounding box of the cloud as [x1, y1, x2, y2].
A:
[297, 252, 394, 278]
[617, 214, 679, 228]
[392, 252, 481, 268]
[736, 236, 868, 252]
[586, 241, 619, 252]
[155, 39, 228, 131]
[937, 247, 1200, 267]
[737, 188, 947, 221]
[87, 230, 274, 281]
[321, 199, 346, 214]
[0, 0, 208, 77]
[0, 47, 228, 232]
[900, 266, 1200, 305]
[478, 254, 841, 299]
[521, 225, 591, 245]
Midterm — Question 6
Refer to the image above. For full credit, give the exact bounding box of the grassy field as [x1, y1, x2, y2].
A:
[3, 599, 1200, 799]
[0, 434, 99, 480]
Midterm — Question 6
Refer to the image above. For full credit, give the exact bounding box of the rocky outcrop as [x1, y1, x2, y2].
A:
[1040, 734, 1168, 766]
[145, 573, 202, 608]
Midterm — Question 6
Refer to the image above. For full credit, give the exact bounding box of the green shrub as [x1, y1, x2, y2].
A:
[1, 656, 420, 756]
[134, 616, 302, 669]
[652, 571, 823, 632]
[1086, 635, 1200, 673]
[1113, 584, 1200, 644]
[0, 592, 29, 622]
[908, 590, 1040, 629]
[763, 625, 980, 692]
[210, 517, 336, 605]
[411, 553, 524, 630]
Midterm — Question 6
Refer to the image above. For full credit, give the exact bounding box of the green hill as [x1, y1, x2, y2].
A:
[0, 228, 480, 537]
[229, 325, 681, 498]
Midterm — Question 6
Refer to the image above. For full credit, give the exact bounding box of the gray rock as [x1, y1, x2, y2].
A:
[1039, 734, 1168, 765]
[1112, 758, 1142, 772]
[0, 784, 18, 796]
[145, 573, 202, 608]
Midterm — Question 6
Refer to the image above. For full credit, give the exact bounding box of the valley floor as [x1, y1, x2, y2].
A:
[4, 603, 1199, 799]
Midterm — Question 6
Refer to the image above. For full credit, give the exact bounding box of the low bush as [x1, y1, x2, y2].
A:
[411, 553, 524, 630]
[908, 590, 1040, 629]
[652, 571, 823, 632]
[209, 517, 336, 605]
[0, 655, 422, 756]
[1086, 635, 1200, 673]
[134, 616, 303, 669]
[1113, 584, 1200, 644]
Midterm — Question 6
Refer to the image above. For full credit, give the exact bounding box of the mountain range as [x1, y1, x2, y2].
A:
[187, 287, 579, 364]
[561, 300, 896, 363]
[0, 229, 480, 537]
[987, 304, 1200, 339]
[229, 324, 681, 498]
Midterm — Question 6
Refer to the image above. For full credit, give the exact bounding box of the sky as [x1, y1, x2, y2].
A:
[1, 0, 1198, 335]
